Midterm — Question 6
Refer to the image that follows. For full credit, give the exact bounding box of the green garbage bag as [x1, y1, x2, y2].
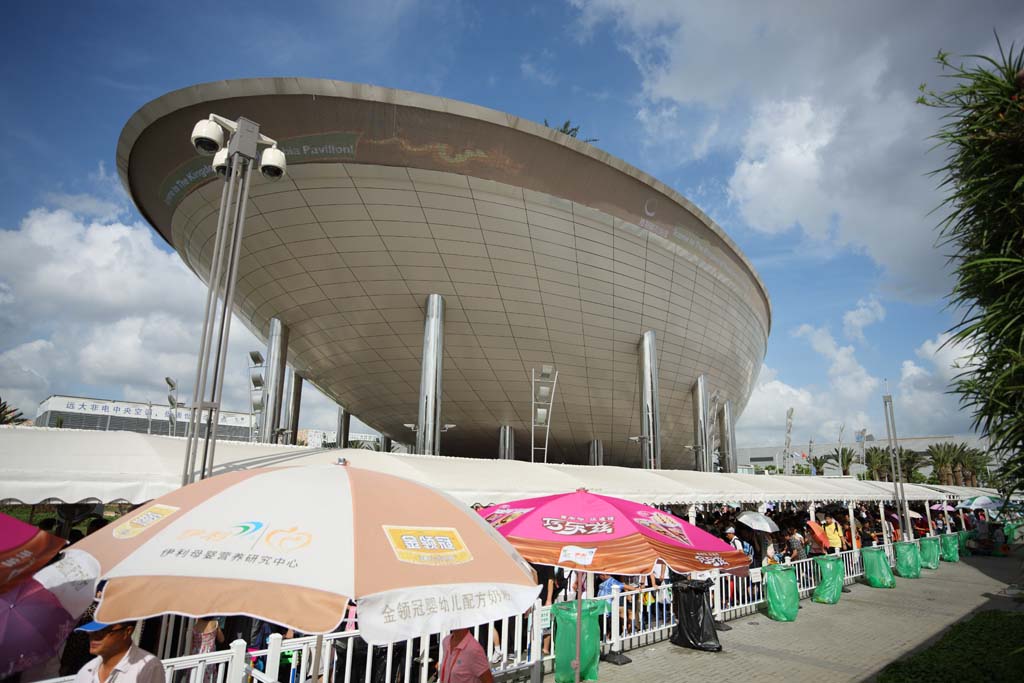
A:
[861, 547, 896, 588]
[940, 533, 960, 562]
[812, 555, 844, 604]
[919, 536, 940, 569]
[895, 541, 921, 578]
[762, 564, 799, 621]
[552, 599, 607, 683]
[957, 529, 971, 556]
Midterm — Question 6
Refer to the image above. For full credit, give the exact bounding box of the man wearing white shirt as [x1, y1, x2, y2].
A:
[72, 622, 163, 683]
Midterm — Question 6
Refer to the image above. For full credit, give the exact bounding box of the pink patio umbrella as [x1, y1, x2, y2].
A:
[930, 503, 956, 512]
[479, 490, 747, 683]
[0, 512, 66, 593]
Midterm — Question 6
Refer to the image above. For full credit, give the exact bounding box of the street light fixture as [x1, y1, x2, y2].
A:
[182, 114, 287, 485]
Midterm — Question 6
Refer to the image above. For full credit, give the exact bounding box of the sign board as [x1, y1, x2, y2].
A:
[37, 395, 251, 428]
[538, 606, 551, 630]
[558, 545, 596, 566]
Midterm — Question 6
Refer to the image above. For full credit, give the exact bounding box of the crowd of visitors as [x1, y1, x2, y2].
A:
[5, 500, 1016, 683]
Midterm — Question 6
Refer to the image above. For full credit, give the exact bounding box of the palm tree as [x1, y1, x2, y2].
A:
[543, 119, 599, 144]
[809, 455, 830, 476]
[926, 442, 958, 485]
[951, 444, 970, 486]
[964, 448, 990, 487]
[0, 397, 27, 425]
[900, 448, 926, 482]
[828, 446, 857, 476]
[865, 446, 890, 481]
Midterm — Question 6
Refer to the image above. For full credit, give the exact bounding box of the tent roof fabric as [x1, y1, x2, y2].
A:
[0, 427, 959, 506]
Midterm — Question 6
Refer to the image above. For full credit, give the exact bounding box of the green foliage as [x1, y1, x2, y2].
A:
[920, 39, 1024, 495]
[900, 448, 927, 482]
[926, 442, 962, 485]
[878, 610, 1024, 682]
[827, 446, 857, 476]
[865, 446, 891, 481]
[809, 455, 829, 475]
[0, 396, 27, 425]
[543, 118, 599, 143]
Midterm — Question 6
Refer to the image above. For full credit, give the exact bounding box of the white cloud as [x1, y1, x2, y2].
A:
[0, 192, 343, 432]
[843, 296, 886, 343]
[568, 1, 1024, 299]
[794, 324, 879, 404]
[895, 331, 976, 435]
[728, 97, 839, 236]
[520, 55, 557, 86]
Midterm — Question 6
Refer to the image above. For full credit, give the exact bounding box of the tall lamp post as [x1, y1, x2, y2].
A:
[181, 115, 287, 485]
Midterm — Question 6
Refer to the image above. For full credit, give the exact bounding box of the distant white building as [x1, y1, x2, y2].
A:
[35, 394, 254, 441]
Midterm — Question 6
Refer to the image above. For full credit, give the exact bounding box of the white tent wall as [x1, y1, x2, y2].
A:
[0, 427, 958, 507]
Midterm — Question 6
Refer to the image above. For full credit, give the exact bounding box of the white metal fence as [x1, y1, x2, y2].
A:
[43, 534, 957, 683]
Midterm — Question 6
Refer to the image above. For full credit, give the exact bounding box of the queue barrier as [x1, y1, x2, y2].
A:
[895, 541, 922, 579]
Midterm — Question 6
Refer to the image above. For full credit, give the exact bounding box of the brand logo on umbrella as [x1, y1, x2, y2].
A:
[694, 552, 729, 567]
[383, 526, 472, 566]
[541, 516, 614, 535]
[177, 522, 312, 552]
[112, 504, 180, 540]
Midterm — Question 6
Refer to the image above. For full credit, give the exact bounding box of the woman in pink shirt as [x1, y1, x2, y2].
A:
[439, 628, 493, 683]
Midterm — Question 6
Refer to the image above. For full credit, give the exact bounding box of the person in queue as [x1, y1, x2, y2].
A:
[73, 622, 163, 683]
[823, 513, 846, 554]
[439, 627, 493, 683]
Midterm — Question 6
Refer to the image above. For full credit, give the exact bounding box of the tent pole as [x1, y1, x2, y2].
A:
[310, 633, 323, 683]
[574, 583, 583, 683]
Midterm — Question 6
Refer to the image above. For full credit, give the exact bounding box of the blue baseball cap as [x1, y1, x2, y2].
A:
[75, 621, 112, 633]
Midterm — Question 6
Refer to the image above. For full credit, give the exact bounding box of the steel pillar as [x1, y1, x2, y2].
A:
[719, 400, 737, 473]
[638, 330, 661, 470]
[336, 406, 351, 449]
[416, 294, 445, 455]
[498, 425, 515, 460]
[588, 440, 604, 467]
[285, 372, 302, 445]
[692, 374, 712, 472]
[381, 436, 393, 453]
[259, 318, 289, 443]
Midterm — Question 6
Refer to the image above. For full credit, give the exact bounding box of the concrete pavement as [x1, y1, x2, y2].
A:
[555, 555, 1022, 682]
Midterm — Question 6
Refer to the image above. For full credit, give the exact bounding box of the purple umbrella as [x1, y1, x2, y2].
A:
[930, 503, 956, 512]
[0, 578, 75, 677]
[0, 549, 100, 678]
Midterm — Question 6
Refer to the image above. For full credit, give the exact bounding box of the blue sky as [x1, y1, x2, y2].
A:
[2, 1, 1022, 445]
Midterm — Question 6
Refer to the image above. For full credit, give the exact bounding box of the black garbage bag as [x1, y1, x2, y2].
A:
[670, 578, 722, 652]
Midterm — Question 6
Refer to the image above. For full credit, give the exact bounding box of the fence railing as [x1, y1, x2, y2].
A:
[42, 534, 962, 683]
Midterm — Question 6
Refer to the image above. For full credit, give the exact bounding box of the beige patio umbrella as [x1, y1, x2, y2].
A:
[70, 461, 540, 647]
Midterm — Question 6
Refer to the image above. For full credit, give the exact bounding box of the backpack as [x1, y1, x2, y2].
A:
[741, 540, 754, 560]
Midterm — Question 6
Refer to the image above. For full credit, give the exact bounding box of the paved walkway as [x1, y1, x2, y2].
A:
[556, 556, 1023, 682]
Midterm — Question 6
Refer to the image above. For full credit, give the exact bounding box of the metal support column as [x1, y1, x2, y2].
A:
[691, 374, 711, 472]
[925, 500, 933, 536]
[883, 393, 912, 540]
[416, 294, 445, 455]
[498, 425, 515, 460]
[638, 330, 661, 470]
[719, 400, 737, 473]
[588, 440, 603, 467]
[381, 436, 393, 453]
[285, 373, 302, 445]
[259, 318, 289, 443]
[336, 406, 351, 448]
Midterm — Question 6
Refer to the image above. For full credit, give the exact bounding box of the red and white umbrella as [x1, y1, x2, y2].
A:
[71, 463, 540, 644]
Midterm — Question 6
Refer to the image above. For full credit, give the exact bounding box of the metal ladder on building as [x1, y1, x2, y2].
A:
[531, 365, 559, 463]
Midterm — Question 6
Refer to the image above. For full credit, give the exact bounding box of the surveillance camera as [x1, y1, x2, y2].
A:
[212, 148, 230, 176]
[191, 119, 224, 156]
[259, 146, 287, 180]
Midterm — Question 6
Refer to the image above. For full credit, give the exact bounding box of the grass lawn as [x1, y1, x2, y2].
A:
[877, 609, 1024, 682]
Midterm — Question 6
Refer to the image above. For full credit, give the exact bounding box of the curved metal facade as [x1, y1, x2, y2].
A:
[118, 79, 770, 467]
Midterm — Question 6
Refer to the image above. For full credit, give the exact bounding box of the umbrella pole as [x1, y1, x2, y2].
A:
[310, 633, 323, 683]
[574, 580, 583, 683]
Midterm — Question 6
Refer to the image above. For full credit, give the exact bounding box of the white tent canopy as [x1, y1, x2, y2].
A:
[0, 427, 957, 507]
